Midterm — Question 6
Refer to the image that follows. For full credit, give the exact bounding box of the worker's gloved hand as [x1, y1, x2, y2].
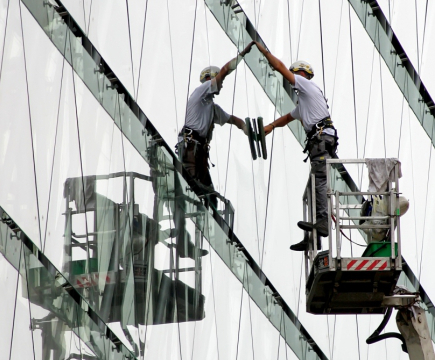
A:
[242, 123, 249, 136]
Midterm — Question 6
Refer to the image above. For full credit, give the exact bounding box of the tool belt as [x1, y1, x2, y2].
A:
[180, 127, 206, 145]
[303, 117, 338, 162]
[176, 127, 210, 159]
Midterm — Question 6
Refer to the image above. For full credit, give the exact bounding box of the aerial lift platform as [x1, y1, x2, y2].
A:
[301, 158, 435, 359]
[303, 158, 403, 315]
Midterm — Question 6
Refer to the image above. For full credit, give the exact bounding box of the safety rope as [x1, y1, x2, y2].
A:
[317, 0, 326, 96]
[359, 45, 376, 188]
[414, 0, 421, 75]
[355, 315, 362, 360]
[242, 61, 262, 260]
[18, 0, 43, 251]
[182, 0, 199, 151]
[84, 0, 93, 36]
[201, 5, 221, 359]
[378, 52, 387, 160]
[295, 0, 305, 59]
[235, 264, 246, 360]
[326, 315, 337, 359]
[254, 0, 263, 32]
[329, 0, 344, 117]
[204, 220, 221, 360]
[419, 0, 429, 72]
[246, 262, 256, 359]
[223, 32, 243, 198]
[165, 0, 180, 134]
[331, 214, 366, 247]
[42, 18, 69, 254]
[125, 0, 136, 103]
[417, 0, 430, 288]
[135, 0, 150, 101]
[276, 310, 288, 360]
[286, 0, 293, 61]
[0, 0, 11, 84]
[418, 105, 434, 285]
[348, 2, 359, 162]
[161, 162, 184, 360]
[260, 84, 280, 269]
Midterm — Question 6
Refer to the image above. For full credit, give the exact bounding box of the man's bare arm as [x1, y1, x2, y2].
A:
[254, 41, 296, 86]
[264, 113, 298, 135]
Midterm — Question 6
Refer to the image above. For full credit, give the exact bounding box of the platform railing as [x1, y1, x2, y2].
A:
[326, 159, 402, 272]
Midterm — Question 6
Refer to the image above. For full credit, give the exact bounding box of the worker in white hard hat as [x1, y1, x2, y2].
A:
[254, 41, 338, 251]
[177, 41, 254, 207]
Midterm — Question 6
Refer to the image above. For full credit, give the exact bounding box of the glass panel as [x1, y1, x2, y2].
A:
[9, 244, 35, 360]
[348, 0, 435, 146]
[0, 208, 136, 359]
[0, 0, 41, 249]
[21, 7, 67, 252]
[16, 0, 351, 357]
[0, 250, 19, 356]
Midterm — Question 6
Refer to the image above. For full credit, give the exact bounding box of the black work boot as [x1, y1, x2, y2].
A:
[290, 233, 309, 251]
[290, 233, 322, 251]
[297, 218, 329, 237]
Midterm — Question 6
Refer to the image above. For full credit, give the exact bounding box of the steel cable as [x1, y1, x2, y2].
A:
[18, 0, 43, 251]
[165, 0, 180, 134]
[135, 0, 150, 101]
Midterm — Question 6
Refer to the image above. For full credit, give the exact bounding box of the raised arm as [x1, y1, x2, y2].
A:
[215, 41, 255, 90]
[254, 41, 296, 86]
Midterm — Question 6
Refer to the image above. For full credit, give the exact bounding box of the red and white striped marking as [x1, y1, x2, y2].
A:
[346, 259, 388, 271]
[75, 271, 116, 288]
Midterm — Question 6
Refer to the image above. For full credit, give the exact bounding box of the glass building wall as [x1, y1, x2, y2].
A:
[1, 0, 435, 359]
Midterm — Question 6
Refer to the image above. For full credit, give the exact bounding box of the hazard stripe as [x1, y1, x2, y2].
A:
[346, 259, 389, 271]
[347, 260, 357, 270]
[367, 259, 381, 270]
[356, 260, 369, 270]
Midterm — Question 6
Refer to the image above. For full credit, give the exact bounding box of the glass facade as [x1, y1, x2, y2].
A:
[0, 0, 325, 359]
[1, 0, 435, 359]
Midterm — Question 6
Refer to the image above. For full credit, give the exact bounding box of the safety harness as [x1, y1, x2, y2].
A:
[176, 127, 206, 156]
[302, 116, 338, 162]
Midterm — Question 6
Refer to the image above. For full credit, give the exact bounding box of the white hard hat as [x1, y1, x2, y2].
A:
[200, 66, 220, 83]
[290, 60, 314, 78]
[398, 196, 409, 217]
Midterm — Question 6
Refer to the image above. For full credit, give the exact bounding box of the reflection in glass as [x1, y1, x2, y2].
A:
[0, 208, 135, 360]
[62, 169, 207, 329]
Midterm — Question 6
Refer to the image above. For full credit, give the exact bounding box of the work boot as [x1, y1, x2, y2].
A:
[290, 233, 322, 251]
[290, 233, 309, 251]
[297, 218, 329, 237]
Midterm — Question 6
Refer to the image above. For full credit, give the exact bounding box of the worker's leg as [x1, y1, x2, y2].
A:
[295, 135, 336, 243]
[176, 144, 208, 258]
[197, 152, 217, 209]
[312, 159, 328, 223]
[182, 143, 197, 179]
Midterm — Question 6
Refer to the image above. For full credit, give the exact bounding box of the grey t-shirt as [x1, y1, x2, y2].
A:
[290, 75, 334, 137]
[184, 79, 231, 139]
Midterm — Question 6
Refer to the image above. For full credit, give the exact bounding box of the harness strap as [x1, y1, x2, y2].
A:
[302, 117, 338, 162]
[305, 117, 335, 140]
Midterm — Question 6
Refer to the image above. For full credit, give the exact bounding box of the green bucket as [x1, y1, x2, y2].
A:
[362, 242, 398, 257]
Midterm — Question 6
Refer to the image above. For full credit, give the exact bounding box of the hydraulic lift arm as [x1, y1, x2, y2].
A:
[367, 287, 435, 360]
